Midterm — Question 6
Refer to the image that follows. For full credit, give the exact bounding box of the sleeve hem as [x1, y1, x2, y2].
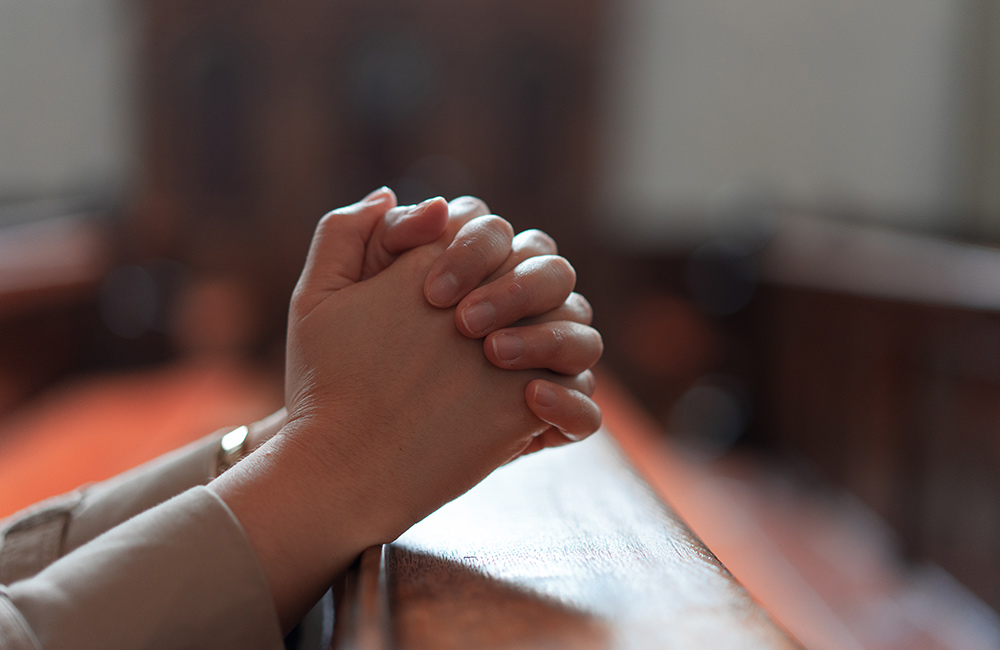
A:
[0, 587, 42, 650]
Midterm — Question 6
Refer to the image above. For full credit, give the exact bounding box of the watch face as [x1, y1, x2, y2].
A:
[221, 425, 250, 454]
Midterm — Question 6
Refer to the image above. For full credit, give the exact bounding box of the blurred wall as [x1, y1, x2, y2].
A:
[0, 0, 136, 203]
[969, 0, 1000, 233]
[0, 0, 610, 382]
[598, 0, 975, 246]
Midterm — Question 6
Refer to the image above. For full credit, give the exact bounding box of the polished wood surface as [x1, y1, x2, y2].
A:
[334, 432, 798, 649]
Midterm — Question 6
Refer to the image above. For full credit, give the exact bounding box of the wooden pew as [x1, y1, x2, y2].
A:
[758, 217, 1000, 610]
[332, 422, 799, 648]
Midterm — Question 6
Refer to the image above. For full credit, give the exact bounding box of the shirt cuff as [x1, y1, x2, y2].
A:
[7, 486, 283, 650]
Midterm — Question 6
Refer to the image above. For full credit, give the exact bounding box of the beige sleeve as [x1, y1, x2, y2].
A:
[0, 431, 224, 585]
[1, 487, 283, 650]
[62, 433, 223, 556]
[0, 586, 40, 650]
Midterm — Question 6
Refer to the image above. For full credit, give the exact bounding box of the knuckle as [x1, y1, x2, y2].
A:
[552, 325, 593, 373]
[547, 324, 569, 356]
[542, 324, 603, 374]
[515, 229, 558, 255]
[449, 195, 490, 217]
[505, 277, 530, 308]
[540, 255, 576, 289]
[506, 277, 528, 299]
[568, 292, 593, 323]
[455, 216, 511, 263]
[589, 329, 605, 364]
[456, 235, 497, 271]
[482, 215, 516, 241]
[566, 373, 591, 395]
[468, 216, 514, 251]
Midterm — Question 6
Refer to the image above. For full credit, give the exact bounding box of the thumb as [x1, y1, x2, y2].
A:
[296, 188, 397, 305]
[362, 196, 449, 279]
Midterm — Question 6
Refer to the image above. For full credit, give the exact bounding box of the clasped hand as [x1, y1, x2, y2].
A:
[211, 188, 603, 630]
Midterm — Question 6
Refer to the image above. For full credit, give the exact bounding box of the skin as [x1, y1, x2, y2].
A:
[246, 190, 602, 452]
[213, 190, 603, 631]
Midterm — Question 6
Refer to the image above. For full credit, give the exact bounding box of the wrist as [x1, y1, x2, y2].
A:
[209, 422, 374, 631]
[214, 407, 287, 478]
[246, 407, 288, 454]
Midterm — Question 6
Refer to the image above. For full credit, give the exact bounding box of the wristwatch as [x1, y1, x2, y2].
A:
[216, 425, 250, 476]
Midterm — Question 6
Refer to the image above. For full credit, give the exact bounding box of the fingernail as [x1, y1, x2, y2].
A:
[492, 334, 525, 362]
[534, 383, 557, 409]
[363, 186, 390, 204]
[407, 196, 443, 217]
[462, 302, 496, 334]
[427, 272, 459, 306]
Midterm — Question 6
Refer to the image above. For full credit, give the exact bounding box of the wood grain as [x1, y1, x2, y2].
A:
[335, 432, 799, 649]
